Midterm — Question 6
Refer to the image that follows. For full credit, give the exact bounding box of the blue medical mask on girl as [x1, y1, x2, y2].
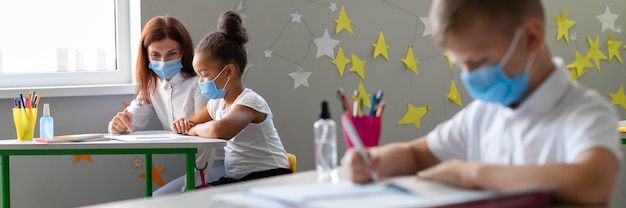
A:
[148, 58, 183, 79]
[198, 66, 230, 99]
[460, 28, 536, 106]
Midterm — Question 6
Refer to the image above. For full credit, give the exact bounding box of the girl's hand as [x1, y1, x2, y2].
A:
[171, 118, 194, 135]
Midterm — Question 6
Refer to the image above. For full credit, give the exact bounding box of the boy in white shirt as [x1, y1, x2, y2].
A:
[343, 0, 622, 205]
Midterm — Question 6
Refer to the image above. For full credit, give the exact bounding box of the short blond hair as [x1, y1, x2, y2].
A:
[429, 0, 545, 46]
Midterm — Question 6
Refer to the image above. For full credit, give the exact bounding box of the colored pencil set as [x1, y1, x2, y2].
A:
[13, 91, 41, 109]
[337, 89, 385, 117]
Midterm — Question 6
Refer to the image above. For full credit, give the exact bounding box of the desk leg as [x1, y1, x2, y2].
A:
[186, 153, 194, 191]
[1, 155, 9, 208]
[145, 154, 152, 197]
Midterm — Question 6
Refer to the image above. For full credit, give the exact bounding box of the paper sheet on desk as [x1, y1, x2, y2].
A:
[212, 176, 551, 208]
[110, 134, 186, 141]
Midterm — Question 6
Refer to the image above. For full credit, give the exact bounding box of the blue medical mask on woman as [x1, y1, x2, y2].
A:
[148, 58, 183, 79]
[198, 66, 230, 99]
[460, 28, 536, 106]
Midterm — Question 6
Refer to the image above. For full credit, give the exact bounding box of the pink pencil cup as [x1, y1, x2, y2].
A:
[341, 114, 382, 149]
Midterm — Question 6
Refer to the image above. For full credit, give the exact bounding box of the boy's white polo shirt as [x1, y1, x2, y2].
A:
[428, 57, 623, 165]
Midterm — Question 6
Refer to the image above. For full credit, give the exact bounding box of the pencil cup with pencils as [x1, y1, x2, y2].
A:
[12, 91, 41, 141]
[337, 88, 385, 149]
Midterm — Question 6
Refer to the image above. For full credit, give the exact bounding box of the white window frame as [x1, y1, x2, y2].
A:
[0, 0, 140, 98]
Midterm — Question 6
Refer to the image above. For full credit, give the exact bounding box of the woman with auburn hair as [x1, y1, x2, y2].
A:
[107, 16, 223, 196]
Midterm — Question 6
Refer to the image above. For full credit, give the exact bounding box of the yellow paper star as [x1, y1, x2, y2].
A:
[609, 86, 626, 110]
[447, 81, 463, 108]
[75, 155, 93, 163]
[569, 67, 586, 81]
[349, 53, 366, 79]
[586, 36, 608, 71]
[566, 51, 593, 80]
[555, 7, 576, 44]
[401, 45, 419, 76]
[398, 103, 430, 130]
[607, 34, 623, 64]
[372, 31, 390, 61]
[138, 163, 166, 187]
[356, 81, 372, 108]
[442, 52, 455, 69]
[332, 47, 351, 76]
[335, 5, 353, 35]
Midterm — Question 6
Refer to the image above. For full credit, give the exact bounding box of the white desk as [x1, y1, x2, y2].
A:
[82, 171, 318, 208]
[0, 135, 225, 208]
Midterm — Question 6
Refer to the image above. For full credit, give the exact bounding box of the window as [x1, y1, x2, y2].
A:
[0, 0, 134, 89]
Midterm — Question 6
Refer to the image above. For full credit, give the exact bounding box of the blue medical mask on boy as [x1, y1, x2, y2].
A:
[148, 58, 183, 79]
[460, 28, 536, 106]
[198, 66, 230, 99]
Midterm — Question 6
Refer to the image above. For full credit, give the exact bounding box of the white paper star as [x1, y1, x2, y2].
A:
[288, 67, 312, 89]
[313, 29, 340, 59]
[329, 2, 338, 12]
[618, 26, 623, 34]
[419, 17, 431, 37]
[571, 32, 578, 41]
[263, 49, 273, 58]
[597, 6, 619, 32]
[291, 11, 302, 23]
[235, 1, 247, 19]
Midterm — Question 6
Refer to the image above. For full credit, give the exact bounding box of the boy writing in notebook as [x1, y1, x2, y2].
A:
[343, 0, 622, 205]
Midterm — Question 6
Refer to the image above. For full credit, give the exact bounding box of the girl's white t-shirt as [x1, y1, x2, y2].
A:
[207, 88, 290, 179]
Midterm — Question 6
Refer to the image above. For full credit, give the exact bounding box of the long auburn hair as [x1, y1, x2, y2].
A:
[135, 16, 195, 105]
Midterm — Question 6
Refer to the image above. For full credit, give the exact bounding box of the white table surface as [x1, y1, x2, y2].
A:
[0, 136, 225, 150]
[82, 171, 318, 208]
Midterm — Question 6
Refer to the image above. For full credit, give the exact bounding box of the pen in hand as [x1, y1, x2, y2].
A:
[343, 117, 380, 182]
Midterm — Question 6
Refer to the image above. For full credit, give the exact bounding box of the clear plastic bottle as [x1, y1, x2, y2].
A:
[39, 103, 54, 138]
[314, 100, 338, 183]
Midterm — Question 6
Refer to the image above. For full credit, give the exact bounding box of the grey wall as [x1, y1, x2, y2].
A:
[1, 0, 625, 207]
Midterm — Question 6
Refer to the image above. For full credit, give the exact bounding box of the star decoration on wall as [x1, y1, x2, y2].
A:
[138, 163, 165, 187]
[263, 49, 273, 58]
[617, 26, 623, 34]
[349, 53, 366, 79]
[329, 2, 338, 12]
[332, 47, 351, 76]
[398, 103, 430, 130]
[291, 11, 302, 23]
[596, 6, 619, 33]
[566, 51, 593, 80]
[314, 29, 340, 59]
[586, 36, 607, 71]
[75, 155, 93, 163]
[356, 81, 372, 108]
[607, 34, 623, 64]
[132, 157, 143, 169]
[570, 32, 578, 41]
[610, 86, 626, 110]
[442, 52, 455, 69]
[235, 0, 247, 19]
[419, 17, 431, 37]
[288, 67, 312, 89]
[447, 81, 463, 108]
[401, 45, 418, 75]
[335, 5, 353, 35]
[372, 31, 390, 61]
[555, 7, 575, 44]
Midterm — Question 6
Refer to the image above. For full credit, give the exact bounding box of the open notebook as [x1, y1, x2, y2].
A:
[212, 176, 552, 208]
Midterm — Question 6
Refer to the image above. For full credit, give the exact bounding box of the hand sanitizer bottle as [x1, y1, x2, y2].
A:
[40, 103, 54, 138]
[314, 100, 338, 183]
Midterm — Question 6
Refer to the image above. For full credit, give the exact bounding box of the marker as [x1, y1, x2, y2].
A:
[35, 92, 41, 108]
[376, 101, 386, 117]
[369, 94, 377, 116]
[13, 98, 18, 108]
[337, 89, 352, 115]
[19, 93, 25, 108]
[353, 90, 359, 117]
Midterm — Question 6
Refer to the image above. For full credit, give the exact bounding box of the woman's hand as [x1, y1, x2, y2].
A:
[110, 109, 133, 134]
[171, 118, 194, 135]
